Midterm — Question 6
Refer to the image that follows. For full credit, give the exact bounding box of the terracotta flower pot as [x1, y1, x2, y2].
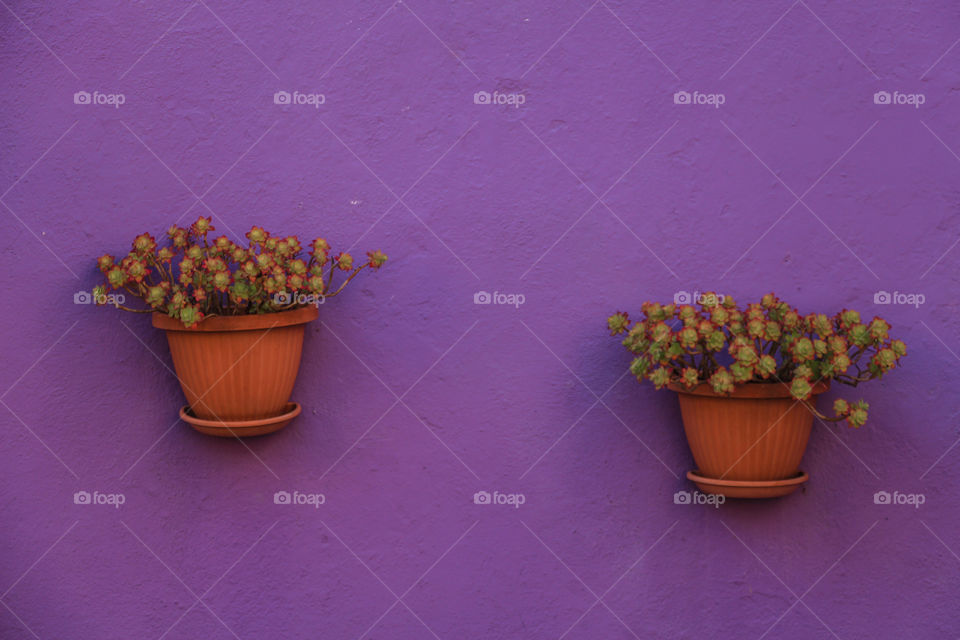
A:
[152, 305, 318, 435]
[667, 381, 828, 498]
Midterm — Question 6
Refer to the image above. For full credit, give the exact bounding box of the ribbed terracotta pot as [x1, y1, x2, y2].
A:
[668, 381, 828, 498]
[152, 306, 318, 432]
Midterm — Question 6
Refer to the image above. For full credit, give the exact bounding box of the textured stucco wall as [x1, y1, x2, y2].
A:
[2, 1, 960, 638]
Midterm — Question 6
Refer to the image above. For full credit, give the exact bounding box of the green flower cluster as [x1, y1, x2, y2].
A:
[94, 217, 387, 327]
[608, 293, 906, 428]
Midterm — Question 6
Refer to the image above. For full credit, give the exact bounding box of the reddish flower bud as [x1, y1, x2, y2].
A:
[367, 250, 388, 269]
[335, 253, 353, 271]
[607, 312, 630, 336]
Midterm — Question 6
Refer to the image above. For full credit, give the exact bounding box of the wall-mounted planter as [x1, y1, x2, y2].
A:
[669, 381, 828, 498]
[152, 305, 318, 437]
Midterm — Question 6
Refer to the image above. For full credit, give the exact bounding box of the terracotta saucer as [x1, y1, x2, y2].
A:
[686, 470, 808, 499]
[179, 402, 301, 437]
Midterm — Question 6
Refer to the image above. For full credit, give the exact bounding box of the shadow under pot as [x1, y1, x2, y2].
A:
[668, 381, 829, 498]
[152, 305, 318, 437]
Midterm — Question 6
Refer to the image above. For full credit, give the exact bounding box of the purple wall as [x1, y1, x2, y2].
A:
[2, 1, 959, 638]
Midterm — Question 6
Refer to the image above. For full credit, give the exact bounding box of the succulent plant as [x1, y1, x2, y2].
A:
[94, 217, 387, 328]
[607, 293, 905, 428]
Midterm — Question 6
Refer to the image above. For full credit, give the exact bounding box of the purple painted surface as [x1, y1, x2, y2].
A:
[2, 1, 960, 638]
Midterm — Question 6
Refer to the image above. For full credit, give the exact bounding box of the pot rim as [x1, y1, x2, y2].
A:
[152, 304, 319, 332]
[668, 379, 829, 398]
